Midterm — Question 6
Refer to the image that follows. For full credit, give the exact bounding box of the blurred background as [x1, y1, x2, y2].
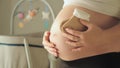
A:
[0, 0, 63, 35]
[0, 0, 63, 68]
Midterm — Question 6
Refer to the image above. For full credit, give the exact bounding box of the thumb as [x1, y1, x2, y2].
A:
[80, 19, 93, 28]
[44, 31, 50, 36]
[43, 31, 51, 42]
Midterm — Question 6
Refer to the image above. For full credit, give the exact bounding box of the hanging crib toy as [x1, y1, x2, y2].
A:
[11, 0, 55, 35]
[9, 0, 55, 68]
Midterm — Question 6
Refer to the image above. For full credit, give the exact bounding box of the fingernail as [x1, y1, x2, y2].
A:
[72, 48, 81, 51]
[65, 28, 70, 31]
[51, 43, 55, 47]
[54, 53, 57, 57]
[54, 49, 57, 52]
[65, 28, 68, 30]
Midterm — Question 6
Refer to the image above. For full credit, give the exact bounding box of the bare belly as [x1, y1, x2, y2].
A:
[49, 5, 119, 61]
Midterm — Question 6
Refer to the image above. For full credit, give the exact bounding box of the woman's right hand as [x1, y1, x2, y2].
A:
[42, 31, 58, 57]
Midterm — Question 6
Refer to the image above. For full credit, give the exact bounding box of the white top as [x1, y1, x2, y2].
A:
[73, 8, 90, 21]
[63, 0, 120, 19]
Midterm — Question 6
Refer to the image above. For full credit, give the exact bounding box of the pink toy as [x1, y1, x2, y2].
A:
[18, 12, 24, 19]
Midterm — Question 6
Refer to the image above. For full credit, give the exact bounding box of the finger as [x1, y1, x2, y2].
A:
[72, 47, 82, 51]
[65, 40, 84, 47]
[42, 31, 55, 47]
[62, 32, 80, 42]
[44, 46, 57, 52]
[46, 47, 58, 57]
[65, 28, 82, 37]
[80, 20, 103, 31]
[47, 49, 58, 57]
[80, 19, 93, 29]
[43, 31, 50, 42]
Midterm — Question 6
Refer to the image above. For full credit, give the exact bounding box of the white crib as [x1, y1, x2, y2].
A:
[0, 0, 55, 68]
[0, 35, 49, 68]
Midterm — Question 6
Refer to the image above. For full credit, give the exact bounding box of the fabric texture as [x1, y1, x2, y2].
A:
[49, 53, 120, 68]
[0, 45, 49, 68]
[63, 0, 120, 19]
[0, 36, 49, 68]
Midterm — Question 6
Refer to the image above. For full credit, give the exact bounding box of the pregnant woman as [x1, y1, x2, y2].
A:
[43, 0, 120, 68]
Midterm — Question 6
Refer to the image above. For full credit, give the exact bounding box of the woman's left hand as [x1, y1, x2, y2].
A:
[62, 20, 112, 55]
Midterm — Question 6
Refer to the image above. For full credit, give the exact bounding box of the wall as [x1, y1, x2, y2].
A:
[0, 0, 11, 35]
[0, 0, 63, 35]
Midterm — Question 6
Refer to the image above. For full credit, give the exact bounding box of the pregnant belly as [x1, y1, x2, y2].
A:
[49, 5, 119, 61]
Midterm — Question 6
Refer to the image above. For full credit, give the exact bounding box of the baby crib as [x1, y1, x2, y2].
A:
[0, 36, 48, 68]
[0, 0, 55, 68]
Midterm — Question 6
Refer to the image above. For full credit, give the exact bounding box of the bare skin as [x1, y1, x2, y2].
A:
[43, 5, 120, 61]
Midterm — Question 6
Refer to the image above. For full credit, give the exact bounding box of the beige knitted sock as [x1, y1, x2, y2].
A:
[60, 8, 90, 33]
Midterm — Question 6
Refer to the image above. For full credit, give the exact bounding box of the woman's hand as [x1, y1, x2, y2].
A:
[62, 20, 113, 56]
[42, 31, 58, 57]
